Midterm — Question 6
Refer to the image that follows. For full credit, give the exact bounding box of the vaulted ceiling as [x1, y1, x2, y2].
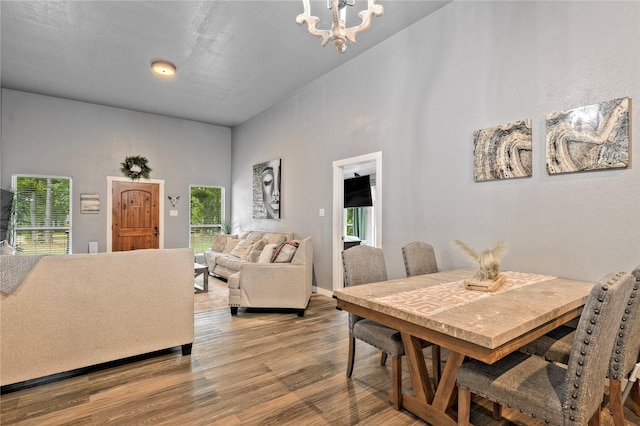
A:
[1, 1, 450, 127]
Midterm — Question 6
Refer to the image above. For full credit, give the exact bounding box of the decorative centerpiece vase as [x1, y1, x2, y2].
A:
[454, 240, 507, 292]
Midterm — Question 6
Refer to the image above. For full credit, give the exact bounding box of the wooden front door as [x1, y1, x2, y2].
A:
[112, 181, 159, 251]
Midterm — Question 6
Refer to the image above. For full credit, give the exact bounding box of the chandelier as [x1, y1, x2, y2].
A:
[296, 0, 384, 54]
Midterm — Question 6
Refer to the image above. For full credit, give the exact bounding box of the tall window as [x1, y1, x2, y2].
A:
[190, 185, 224, 254]
[11, 175, 72, 254]
[345, 208, 355, 236]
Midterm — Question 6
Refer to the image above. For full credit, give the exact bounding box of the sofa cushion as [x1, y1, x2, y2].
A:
[272, 244, 297, 263]
[263, 233, 287, 245]
[212, 234, 237, 253]
[272, 240, 300, 263]
[224, 257, 245, 271]
[258, 241, 300, 263]
[222, 238, 240, 254]
[258, 244, 276, 263]
[230, 239, 253, 259]
[245, 239, 266, 260]
[245, 231, 265, 242]
[215, 255, 243, 269]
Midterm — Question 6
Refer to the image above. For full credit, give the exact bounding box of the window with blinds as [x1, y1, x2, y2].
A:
[190, 185, 224, 255]
[11, 175, 72, 254]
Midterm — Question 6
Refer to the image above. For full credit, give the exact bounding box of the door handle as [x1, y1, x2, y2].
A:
[154, 226, 159, 237]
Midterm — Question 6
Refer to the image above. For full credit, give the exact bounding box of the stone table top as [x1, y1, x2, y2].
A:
[334, 268, 594, 349]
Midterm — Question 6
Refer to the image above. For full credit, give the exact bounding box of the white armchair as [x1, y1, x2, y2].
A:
[227, 236, 313, 317]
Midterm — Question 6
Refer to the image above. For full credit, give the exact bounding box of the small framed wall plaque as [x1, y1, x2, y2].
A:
[80, 193, 100, 214]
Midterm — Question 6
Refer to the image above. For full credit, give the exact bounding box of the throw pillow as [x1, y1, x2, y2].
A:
[230, 239, 253, 259]
[248, 239, 266, 255]
[212, 234, 236, 253]
[263, 233, 287, 245]
[270, 240, 300, 263]
[222, 238, 241, 254]
[258, 244, 277, 263]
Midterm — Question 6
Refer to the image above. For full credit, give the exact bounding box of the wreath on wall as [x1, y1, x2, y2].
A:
[120, 155, 152, 180]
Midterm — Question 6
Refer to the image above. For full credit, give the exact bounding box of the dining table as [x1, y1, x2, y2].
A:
[333, 267, 594, 425]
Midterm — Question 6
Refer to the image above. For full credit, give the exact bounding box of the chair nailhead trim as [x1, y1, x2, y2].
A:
[566, 273, 624, 423]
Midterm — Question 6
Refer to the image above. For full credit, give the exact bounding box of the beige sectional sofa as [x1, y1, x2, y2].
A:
[203, 230, 293, 279]
[0, 248, 194, 387]
[228, 236, 313, 316]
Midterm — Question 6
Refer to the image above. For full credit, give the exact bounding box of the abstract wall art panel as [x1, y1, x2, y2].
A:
[252, 158, 281, 219]
[473, 119, 532, 182]
[546, 97, 630, 174]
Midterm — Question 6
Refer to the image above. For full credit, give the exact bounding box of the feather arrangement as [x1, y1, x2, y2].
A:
[453, 240, 508, 291]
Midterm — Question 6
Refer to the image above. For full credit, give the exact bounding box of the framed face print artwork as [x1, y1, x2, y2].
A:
[253, 159, 281, 219]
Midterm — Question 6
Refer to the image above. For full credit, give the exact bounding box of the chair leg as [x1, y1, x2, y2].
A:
[609, 378, 625, 426]
[587, 406, 601, 426]
[431, 345, 441, 387]
[492, 402, 502, 420]
[347, 336, 356, 378]
[380, 351, 388, 366]
[631, 381, 640, 416]
[457, 387, 472, 426]
[389, 356, 402, 410]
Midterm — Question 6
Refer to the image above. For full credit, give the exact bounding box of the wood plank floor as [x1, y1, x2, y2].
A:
[2, 294, 639, 425]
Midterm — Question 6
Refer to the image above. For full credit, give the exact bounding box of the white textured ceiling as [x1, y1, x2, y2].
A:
[1, 1, 450, 127]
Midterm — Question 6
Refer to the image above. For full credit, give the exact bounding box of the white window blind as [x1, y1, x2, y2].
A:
[11, 175, 72, 254]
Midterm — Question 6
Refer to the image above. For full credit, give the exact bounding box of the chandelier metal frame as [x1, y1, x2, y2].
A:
[296, 0, 384, 54]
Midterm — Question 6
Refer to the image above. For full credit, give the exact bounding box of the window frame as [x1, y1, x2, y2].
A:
[11, 174, 73, 255]
[189, 184, 225, 254]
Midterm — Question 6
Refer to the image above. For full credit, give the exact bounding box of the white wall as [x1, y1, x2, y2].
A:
[232, 1, 640, 291]
[1, 89, 232, 253]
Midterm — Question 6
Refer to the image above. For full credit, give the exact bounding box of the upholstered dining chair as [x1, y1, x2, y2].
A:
[342, 244, 435, 409]
[519, 265, 640, 425]
[456, 271, 634, 426]
[401, 241, 439, 277]
[401, 241, 442, 384]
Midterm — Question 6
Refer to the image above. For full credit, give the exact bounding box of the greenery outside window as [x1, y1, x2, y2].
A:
[11, 175, 72, 255]
[345, 207, 367, 241]
[190, 185, 224, 254]
[345, 208, 355, 236]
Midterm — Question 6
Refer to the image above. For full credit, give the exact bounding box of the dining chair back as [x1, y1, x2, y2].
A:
[400, 241, 442, 383]
[342, 244, 435, 409]
[401, 241, 438, 277]
[519, 265, 640, 424]
[457, 271, 634, 425]
[343, 244, 388, 287]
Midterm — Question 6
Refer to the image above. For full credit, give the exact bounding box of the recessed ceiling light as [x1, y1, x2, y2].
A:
[151, 60, 176, 77]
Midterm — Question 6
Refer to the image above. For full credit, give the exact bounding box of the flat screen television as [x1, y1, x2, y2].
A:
[344, 175, 373, 208]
